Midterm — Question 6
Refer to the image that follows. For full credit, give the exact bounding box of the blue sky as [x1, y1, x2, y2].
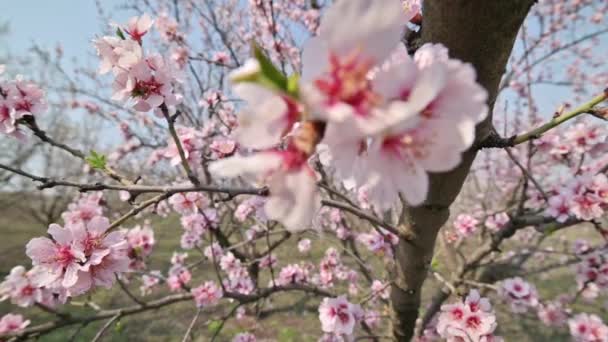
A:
[1, 0, 127, 62]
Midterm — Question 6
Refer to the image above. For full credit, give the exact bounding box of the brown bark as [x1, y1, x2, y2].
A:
[389, 1, 535, 340]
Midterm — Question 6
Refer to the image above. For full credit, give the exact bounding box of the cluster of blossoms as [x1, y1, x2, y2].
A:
[534, 121, 607, 159]
[209, 0, 487, 231]
[497, 277, 539, 313]
[453, 214, 480, 238]
[574, 247, 608, 299]
[191, 281, 223, 308]
[25, 216, 130, 296]
[168, 192, 219, 249]
[218, 252, 255, 295]
[545, 173, 608, 222]
[124, 222, 156, 270]
[94, 14, 181, 113]
[0, 67, 47, 137]
[437, 290, 502, 341]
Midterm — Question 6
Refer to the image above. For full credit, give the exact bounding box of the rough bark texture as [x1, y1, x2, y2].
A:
[389, 1, 535, 340]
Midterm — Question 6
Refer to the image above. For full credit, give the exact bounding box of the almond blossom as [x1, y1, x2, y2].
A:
[0, 314, 30, 336]
[25, 223, 86, 290]
[0, 266, 42, 307]
[453, 214, 480, 238]
[568, 313, 608, 342]
[209, 146, 320, 231]
[484, 212, 510, 232]
[318, 295, 363, 336]
[498, 277, 539, 313]
[123, 14, 154, 44]
[229, 79, 301, 150]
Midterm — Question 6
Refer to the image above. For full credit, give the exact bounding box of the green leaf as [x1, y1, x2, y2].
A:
[430, 257, 440, 271]
[86, 150, 107, 170]
[116, 27, 126, 40]
[252, 42, 288, 91]
[286, 74, 300, 98]
[207, 320, 222, 334]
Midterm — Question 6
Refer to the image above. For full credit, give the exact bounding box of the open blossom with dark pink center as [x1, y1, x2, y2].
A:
[0, 266, 43, 307]
[453, 214, 480, 238]
[0, 313, 30, 335]
[568, 313, 608, 342]
[25, 223, 86, 290]
[112, 55, 181, 112]
[24, 215, 128, 296]
[318, 295, 363, 336]
[498, 277, 539, 313]
[437, 290, 500, 342]
[123, 14, 154, 44]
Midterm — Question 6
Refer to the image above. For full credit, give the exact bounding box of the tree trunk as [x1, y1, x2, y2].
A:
[389, 1, 535, 340]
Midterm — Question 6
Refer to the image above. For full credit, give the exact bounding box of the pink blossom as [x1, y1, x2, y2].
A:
[498, 277, 539, 313]
[453, 214, 480, 238]
[545, 193, 571, 223]
[112, 56, 180, 112]
[484, 213, 510, 232]
[163, 127, 205, 167]
[537, 301, 568, 327]
[125, 224, 155, 269]
[93, 36, 143, 75]
[123, 14, 154, 44]
[169, 192, 208, 214]
[25, 223, 86, 289]
[209, 147, 320, 231]
[167, 265, 191, 291]
[349, 43, 487, 207]
[210, 138, 237, 158]
[0, 266, 42, 307]
[318, 295, 362, 336]
[5, 76, 48, 118]
[228, 80, 301, 149]
[0, 313, 30, 335]
[278, 264, 309, 285]
[140, 271, 162, 296]
[569, 313, 608, 342]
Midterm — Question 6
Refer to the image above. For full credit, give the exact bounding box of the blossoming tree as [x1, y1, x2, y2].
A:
[1, 0, 608, 341]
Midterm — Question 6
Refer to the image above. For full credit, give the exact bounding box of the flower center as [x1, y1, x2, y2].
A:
[315, 51, 378, 116]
